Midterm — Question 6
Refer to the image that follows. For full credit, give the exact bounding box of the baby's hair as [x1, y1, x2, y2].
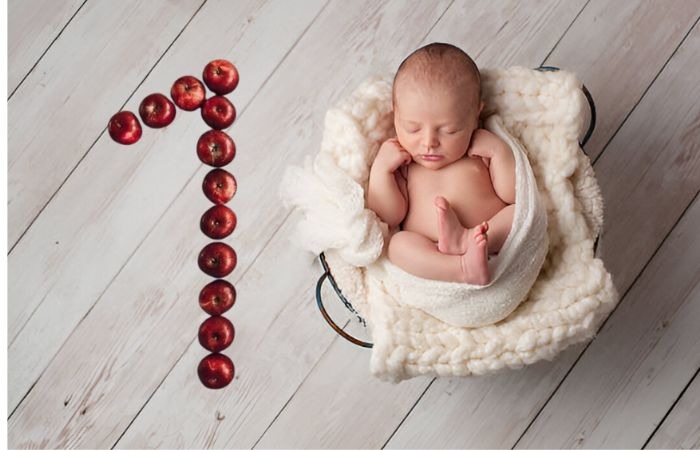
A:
[392, 42, 481, 106]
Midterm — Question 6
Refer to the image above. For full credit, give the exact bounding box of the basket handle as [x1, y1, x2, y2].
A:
[315, 253, 373, 348]
[535, 66, 596, 148]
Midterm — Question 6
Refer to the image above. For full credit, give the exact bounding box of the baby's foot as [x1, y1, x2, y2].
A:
[435, 196, 468, 255]
[459, 226, 490, 285]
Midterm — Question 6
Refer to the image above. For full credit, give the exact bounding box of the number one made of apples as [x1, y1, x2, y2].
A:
[107, 59, 240, 390]
[197, 59, 239, 390]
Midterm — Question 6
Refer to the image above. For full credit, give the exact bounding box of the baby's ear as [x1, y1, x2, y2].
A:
[479, 100, 485, 114]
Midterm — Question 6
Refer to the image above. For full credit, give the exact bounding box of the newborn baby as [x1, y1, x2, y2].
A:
[367, 43, 515, 285]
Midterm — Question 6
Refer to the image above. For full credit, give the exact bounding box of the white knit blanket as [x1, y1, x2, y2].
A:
[280, 67, 618, 383]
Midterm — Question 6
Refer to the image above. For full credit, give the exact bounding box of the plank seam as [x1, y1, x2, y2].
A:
[512, 15, 700, 448]
[381, 378, 437, 449]
[110, 334, 198, 449]
[9, 289, 49, 348]
[642, 365, 700, 449]
[539, 0, 592, 67]
[7, 149, 202, 422]
[420, 0, 457, 46]
[7, 0, 209, 421]
[511, 190, 699, 449]
[8, 0, 89, 101]
[8, 0, 208, 255]
[591, 15, 700, 167]
[250, 319, 350, 450]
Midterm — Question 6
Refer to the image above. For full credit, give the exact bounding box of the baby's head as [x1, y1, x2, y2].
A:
[392, 43, 483, 169]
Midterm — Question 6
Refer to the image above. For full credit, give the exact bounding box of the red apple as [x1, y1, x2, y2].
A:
[201, 205, 237, 239]
[202, 59, 239, 95]
[170, 75, 206, 111]
[139, 93, 176, 128]
[108, 111, 142, 145]
[198, 353, 235, 389]
[198, 316, 235, 352]
[202, 169, 237, 204]
[198, 242, 237, 277]
[201, 96, 236, 130]
[199, 279, 236, 315]
[197, 130, 236, 167]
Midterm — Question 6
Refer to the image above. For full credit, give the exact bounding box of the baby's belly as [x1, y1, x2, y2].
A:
[401, 158, 508, 242]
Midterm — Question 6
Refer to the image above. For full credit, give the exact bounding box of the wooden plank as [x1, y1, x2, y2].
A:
[7, 0, 203, 248]
[8, 0, 84, 94]
[425, 0, 585, 68]
[515, 200, 700, 448]
[254, 326, 431, 449]
[258, 332, 586, 449]
[513, 24, 700, 449]
[7, 0, 325, 422]
[593, 23, 700, 296]
[110, 218, 337, 449]
[646, 371, 700, 449]
[255, 0, 593, 448]
[544, 0, 700, 161]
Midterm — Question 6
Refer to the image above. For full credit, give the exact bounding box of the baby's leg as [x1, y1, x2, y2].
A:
[387, 230, 489, 284]
[485, 204, 514, 254]
[435, 196, 487, 255]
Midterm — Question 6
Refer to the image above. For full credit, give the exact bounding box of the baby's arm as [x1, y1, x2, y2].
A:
[469, 129, 515, 204]
[367, 139, 411, 227]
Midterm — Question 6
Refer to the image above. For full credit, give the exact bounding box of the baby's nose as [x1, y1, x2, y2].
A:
[422, 131, 439, 148]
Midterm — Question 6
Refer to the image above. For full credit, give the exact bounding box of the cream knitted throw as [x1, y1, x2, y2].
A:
[280, 67, 618, 383]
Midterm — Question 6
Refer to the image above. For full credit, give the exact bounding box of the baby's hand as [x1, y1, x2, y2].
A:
[374, 138, 412, 173]
[467, 144, 494, 168]
[467, 145, 495, 159]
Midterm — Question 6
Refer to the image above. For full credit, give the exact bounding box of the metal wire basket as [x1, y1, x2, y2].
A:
[315, 66, 597, 348]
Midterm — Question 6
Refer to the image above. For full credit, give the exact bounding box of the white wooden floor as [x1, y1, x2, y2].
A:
[7, 1, 700, 448]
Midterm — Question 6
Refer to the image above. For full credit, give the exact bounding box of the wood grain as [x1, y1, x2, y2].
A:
[544, 0, 700, 161]
[7, 0, 325, 436]
[8, 0, 84, 94]
[646, 370, 700, 449]
[516, 197, 700, 448]
[7, 0, 203, 248]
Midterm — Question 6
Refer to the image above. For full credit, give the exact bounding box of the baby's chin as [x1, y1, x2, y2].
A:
[413, 157, 452, 170]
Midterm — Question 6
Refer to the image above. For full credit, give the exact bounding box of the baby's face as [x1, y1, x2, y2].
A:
[393, 79, 482, 170]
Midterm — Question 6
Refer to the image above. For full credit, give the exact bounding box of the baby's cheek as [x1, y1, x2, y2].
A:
[396, 137, 412, 154]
